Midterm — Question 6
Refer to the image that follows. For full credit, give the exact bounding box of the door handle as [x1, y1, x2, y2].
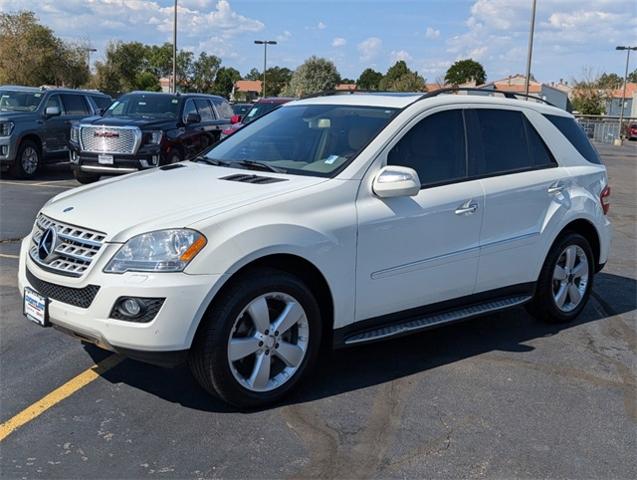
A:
[548, 181, 566, 194]
[455, 200, 478, 215]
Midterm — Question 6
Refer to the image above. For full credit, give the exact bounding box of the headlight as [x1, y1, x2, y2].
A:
[70, 124, 80, 143]
[0, 121, 14, 137]
[104, 229, 206, 274]
[143, 130, 163, 145]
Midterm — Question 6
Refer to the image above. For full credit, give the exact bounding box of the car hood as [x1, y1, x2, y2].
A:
[83, 116, 171, 128]
[41, 162, 326, 242]
[0, 111, 37, 121]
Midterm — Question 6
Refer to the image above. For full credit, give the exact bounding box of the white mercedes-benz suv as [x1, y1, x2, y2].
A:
[19, 90, 612, 407]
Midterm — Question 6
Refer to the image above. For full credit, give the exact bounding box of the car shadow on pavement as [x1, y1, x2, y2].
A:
[0, 162, 75, 181]
[86, 272, 636, 413]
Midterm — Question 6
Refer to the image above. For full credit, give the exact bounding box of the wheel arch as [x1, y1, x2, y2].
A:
[17, 133, 43, 155]
[189, 253, 335, 350]
[554, 218, 602, 271]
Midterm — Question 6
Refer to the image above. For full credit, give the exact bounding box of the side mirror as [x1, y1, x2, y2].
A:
[185, 112, 201, 124]
[230, 114, 241, 124]
[45, 106, 60, 117]
[372, 166, 420, 198]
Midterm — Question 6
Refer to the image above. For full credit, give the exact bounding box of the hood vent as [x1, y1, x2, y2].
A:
[159, 164, 185, 171]
[220, 174, 286, 184]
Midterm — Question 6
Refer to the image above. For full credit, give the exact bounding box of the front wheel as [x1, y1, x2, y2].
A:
[527, 232, 594, 323]
[10, 140, 41, 179]
[188, 268, 322, 408]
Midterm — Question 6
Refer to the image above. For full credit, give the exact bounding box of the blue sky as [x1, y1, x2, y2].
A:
[2, 0, 636, 83]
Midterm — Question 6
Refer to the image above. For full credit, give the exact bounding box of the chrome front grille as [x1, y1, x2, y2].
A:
[79, 125, 141, 155]
[29, 214, 106, 277]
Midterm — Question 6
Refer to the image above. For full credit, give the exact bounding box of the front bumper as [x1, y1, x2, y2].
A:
[18, 236, 224, 361]
[0, 136, 16, 165]
[69, 143, 164, 175]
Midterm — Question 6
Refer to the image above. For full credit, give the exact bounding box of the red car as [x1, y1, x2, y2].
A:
[222, 97, 294, 137]
[628, 123, 637, 141]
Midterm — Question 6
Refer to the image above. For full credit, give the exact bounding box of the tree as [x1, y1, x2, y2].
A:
[284, 56, 340, 97]
[628, 69, 637, 83]
[213, 66, 241, 98]
[190, 52, 221, 93]
[597, 73, 623, 90]
[356, 68, 383, 90]
[444, 59, 487, 86]
[571, 71, 604, 115]
[379, 61, 426, 92]
[0, 11, 88, 87]
[245, 68, 261, 81]
[263, 66, 293, 96]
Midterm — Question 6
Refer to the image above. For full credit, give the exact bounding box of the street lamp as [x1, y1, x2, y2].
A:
[616, 45, 637, 142]
[254, 40, 277, 97]
[172, 0, 178, 93]
[84, 47, 97, 71]
[524, 0, 537, 97]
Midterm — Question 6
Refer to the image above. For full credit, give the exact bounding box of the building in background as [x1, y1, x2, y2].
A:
[481, 74, 570, 110]
[231, 80, 262, 102]
[605, 83, 637, 117]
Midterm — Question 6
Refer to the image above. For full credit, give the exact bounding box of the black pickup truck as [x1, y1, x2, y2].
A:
[68, 91, 233, 183]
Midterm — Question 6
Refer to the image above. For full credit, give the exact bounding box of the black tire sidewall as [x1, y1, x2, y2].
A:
[534, 232, 594, 323]
[191, 269, 322, 408]
[12, 140, 40, 179]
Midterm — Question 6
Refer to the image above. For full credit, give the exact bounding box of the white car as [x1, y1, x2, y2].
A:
[19, 91, 612, 407]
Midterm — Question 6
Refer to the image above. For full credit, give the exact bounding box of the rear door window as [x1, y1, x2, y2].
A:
[388, 109, 467, 187]
[544, 114, 602, 164]
[212, 98, 233, 119]
[61, 94, 90, 115]
[194, 99, 215, 121]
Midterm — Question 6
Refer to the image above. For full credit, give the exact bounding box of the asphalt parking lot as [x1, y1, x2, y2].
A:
[0, 145, 635, 479]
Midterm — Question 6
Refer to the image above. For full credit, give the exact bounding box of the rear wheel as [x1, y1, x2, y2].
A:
[188, 268, 322, 408]
[527, 232, 594, 323]
[10, 140, 40, 179]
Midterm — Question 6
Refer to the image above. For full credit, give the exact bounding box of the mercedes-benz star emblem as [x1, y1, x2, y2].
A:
[38, 227, 58, 262]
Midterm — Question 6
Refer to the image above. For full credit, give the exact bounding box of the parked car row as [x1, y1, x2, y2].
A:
[0, 85, 237, 181]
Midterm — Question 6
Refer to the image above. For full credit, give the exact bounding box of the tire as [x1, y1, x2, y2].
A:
[168, 150, 182, 164]
[526, 232, 594, 323]
[10, 139, 41, 179]
[73, 170, 100, 184]
[188, 268, 322, 409]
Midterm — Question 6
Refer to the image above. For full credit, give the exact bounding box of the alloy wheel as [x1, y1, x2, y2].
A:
[21, 146, 39, 175]
[552, 244, 589, 312]
[227, 292, 309, 393]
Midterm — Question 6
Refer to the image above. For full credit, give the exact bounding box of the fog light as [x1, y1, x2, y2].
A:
[118, 298, 143, 317]
[0, 145, 7, 156]
[151, 155, 159, 165]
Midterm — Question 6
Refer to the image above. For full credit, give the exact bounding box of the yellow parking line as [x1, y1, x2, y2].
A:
[0, 354, 123, 442]
[0, 180, 71, 189]
[0, 253, 19, 259]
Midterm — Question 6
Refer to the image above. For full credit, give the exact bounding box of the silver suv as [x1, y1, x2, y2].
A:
[0, 85, 112, 179]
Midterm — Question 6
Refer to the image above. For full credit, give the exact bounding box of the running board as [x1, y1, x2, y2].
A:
[344, 295, 532, 345]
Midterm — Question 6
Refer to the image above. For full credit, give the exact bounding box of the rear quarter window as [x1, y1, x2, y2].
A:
[544, 114, 602, 164]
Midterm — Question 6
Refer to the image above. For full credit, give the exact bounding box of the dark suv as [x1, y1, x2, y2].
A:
[0, 85, 112, 179]
[68, 91, 233, 184]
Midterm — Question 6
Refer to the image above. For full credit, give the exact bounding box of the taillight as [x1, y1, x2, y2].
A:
[600, 185, 610, 215]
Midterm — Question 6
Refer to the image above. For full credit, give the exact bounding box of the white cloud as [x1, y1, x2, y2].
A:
[332, 37, 347, 47]
[358, 37, 382, 61]
[390, 50, 413, 63]
[425, 27, 440, 39]
[276, 30, 292, 42]
[317, 21, 327, 30]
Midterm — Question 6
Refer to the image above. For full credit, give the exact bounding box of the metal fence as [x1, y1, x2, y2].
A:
[574, 115, 635, 144]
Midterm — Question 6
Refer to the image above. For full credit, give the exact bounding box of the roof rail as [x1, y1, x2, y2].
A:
[414, 86, 555, 107]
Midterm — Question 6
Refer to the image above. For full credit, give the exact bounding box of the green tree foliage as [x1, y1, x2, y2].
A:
[571, 80, 604, 115]
[213, 66, 241, 98]
[284, 56, 341, 97]
[263, 66, 293, 96]
[597, 73, 623, 90]
[190, 52, 221, 93]
[628, 69, 637, 83]
[245, 68, 261, 81]
[0, 11, 88, 87]
[444, 59, 487, 86]
[356, 68, 383, 90]
[379, 61, 426, 92]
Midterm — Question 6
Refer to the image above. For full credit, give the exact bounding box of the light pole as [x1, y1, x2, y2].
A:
[524, 0, 537, 97]
[254, 40, 277, 97]
[616, 46, 636, 142]
[172, 0, 177, 93]
[84, 47, 97, 72]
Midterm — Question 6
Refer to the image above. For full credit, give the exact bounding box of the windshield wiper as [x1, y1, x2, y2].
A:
[236, 160, 286, 173]
[194, 156, 232, 167]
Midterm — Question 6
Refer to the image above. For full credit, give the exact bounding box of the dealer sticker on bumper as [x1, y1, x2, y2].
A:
[24, 287, 49, 326]
[98, 154, 114, 165]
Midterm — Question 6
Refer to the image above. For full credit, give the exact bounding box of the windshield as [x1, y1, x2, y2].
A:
[233, 103, 252, 116]
[105, 93, 179, 119]
[0, 90, 44, 112]
[243, 103, 282, 124]
[204, 104, 397, 177]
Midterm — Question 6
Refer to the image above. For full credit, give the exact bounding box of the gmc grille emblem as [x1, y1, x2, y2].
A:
[94, 131, 119, 138]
